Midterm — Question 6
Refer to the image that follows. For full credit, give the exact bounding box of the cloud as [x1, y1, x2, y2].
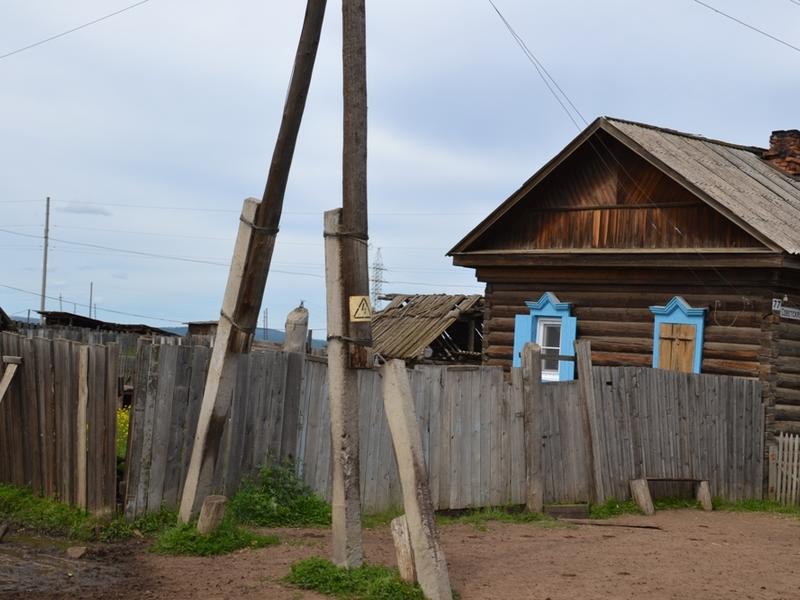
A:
[59, 203, 112, 216]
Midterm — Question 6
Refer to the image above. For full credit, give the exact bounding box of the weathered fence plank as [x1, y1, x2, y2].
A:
[0, 332, 117, 513]
[122, 339, 765, 517]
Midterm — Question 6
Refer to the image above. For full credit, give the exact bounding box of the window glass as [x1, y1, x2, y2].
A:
[537, 318, 561, 379]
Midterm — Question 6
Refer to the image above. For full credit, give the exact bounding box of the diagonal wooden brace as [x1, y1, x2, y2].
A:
[0, 356, 22, 406]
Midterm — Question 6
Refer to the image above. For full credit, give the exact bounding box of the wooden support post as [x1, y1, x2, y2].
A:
[197, 495, 227, 534]
[630, 479, 655, 516]
[76, 346, 89, 510]
[695, 480, 713, 512]
[575, 340, 603, 504]
[179, 198, 259, 522]
[325, 209, 363, 567]
[342, 0, 372, 369]
[0, 362, 19, 406]
[382, 359, 452, 600]
[178, 0, 327, 523]
[521, 343, 544, 513]
[282, 305, 309, 353]
[390, 515, 416, 583]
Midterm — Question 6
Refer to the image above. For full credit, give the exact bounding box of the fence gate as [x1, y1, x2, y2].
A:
[770, 433, 800, 505]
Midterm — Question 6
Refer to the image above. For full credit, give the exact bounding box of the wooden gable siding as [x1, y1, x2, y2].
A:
[470, 132, 763, 252]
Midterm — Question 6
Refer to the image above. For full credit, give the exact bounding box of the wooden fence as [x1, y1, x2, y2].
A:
[769, 433, 800, 505]
[0, 332, 118, 512]
[124, 342, 765, 517]
[588, 366, 762, 502]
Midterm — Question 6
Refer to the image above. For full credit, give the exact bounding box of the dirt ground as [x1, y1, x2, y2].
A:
[2, 510, 800, 599]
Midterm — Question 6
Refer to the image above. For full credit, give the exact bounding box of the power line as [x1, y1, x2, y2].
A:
[3, 198, 485, 217]
[0, 0, 151, 61]
[485, 0, 755, 301]
[691, 0, 800, 54]
[0, 282, 183, 324]
[487, 0, 583, 129]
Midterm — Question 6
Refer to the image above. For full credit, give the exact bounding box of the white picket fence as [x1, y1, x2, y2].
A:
[770, 433, 800, 505]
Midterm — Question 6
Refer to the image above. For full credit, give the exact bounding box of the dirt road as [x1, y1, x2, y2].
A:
[3, 510, 799, 599]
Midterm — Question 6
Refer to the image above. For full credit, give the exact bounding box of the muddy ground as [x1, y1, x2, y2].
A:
[2, 510, 799, 599]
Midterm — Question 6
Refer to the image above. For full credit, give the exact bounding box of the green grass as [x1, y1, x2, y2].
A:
[436, 507, 558, 531]
[361, 509, 404, 529]
[285, 557, 425, 600]
[713, 498, 800, 517]
[0, 483, 175, 541]
[151, 518, 279, 557]
[589, 497, 707, 519]
[229, 462, 331, 528]
[588, 498, 641, 519]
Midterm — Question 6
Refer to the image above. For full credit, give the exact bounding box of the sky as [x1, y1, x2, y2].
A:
[1, 0, 799, 334]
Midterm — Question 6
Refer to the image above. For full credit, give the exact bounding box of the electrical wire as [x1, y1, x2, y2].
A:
[0, 282, 182, 324]
[486, 0, 759, 305]
[0, 0, 151, 61]
[691, 0, 800, 54]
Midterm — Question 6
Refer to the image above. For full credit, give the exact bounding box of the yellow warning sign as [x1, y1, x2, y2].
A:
[349, 296, 372, 322]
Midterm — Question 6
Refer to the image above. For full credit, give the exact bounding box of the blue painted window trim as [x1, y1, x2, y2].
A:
[650, 296, 707, 373]
[512, 292, 576, 381]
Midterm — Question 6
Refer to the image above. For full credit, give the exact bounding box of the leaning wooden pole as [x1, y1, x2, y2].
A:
[178, 0, 328, 523]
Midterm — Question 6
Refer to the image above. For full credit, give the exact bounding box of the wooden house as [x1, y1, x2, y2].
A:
[449, 117, 800, 439]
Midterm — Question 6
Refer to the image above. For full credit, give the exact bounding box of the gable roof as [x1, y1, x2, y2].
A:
[450, 117, 800, 255]
[371, 294, 482, 360]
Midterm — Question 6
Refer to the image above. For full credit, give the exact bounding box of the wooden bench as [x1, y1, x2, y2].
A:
[629, 478, 713, 516]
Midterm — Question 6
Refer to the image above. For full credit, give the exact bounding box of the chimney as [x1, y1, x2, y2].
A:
[763, 129, 800, 178]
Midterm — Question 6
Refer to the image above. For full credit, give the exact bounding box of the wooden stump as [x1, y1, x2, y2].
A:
[197, 495, 227, 534]
[695, 480, 713, 512]
[390, 515, 416, 583]
[629, 479, 655, 516]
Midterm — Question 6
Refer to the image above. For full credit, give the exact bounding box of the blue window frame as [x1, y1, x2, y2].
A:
[650, 296, 706, 373]
[512, 292, 576, 381]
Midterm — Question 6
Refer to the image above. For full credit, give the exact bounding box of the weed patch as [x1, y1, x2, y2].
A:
[230, 462, 330, 527]
[151, 519, 278, 557]
[0, 484, 175, 541]
[286, 557, 424, 600]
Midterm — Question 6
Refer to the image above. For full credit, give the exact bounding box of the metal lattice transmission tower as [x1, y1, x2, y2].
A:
[370, 246, 386, 308]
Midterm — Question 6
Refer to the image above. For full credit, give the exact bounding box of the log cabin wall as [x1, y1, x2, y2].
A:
[475, 264, 800, 445]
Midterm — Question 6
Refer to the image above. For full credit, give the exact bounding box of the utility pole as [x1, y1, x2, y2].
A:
[89, 282, 93, 318]
[263, 307, 268, 340]
[325, 0, 370, 568]
[39, 196, 50, 313]
[59, 293, 63, 311]
[178, 0, 328, 524]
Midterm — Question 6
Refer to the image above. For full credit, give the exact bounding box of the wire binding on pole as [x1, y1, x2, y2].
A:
[239, 215, 279, 235]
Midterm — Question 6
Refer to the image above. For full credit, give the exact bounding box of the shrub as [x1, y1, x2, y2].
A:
[151, 518, 278, 556]
[116, 407, 130, 460]
[230, 462, 331, 527]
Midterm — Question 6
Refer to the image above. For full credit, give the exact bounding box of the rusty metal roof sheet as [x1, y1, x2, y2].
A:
[371, 294, 482, 360]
